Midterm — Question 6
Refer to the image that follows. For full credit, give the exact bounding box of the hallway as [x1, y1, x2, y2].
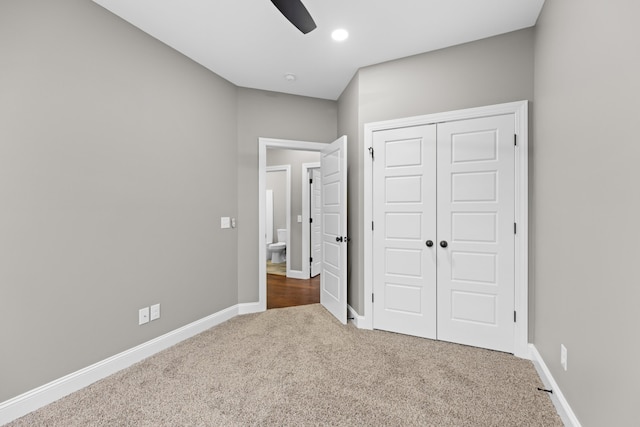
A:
[267, 274, 320, 309]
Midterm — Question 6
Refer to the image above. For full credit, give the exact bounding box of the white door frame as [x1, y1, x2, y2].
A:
[363, 101, 529, 359]
[259, 138, 327, 311]
[265, 165, 291, 276]
[301, 162, 321, 279]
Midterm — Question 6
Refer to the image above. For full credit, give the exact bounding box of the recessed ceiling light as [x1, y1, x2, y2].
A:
[331, 29, 349, 42]
[284, 73, 297, 82]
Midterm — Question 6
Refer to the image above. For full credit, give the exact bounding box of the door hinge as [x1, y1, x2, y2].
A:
[309, 178, 313, 184]
[514, 134, 517, 146]
[372, 293, 375, 303]
[514, 223, 517, 234]
[368, 147, 374, 160]
[372, 221, 374, 231]
[310, 217, 313, 223]
[310, 257, 313, 263]
[514, 311, 517, 322]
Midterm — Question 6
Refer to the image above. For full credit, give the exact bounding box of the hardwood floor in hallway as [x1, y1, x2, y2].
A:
[267, 274, 320, 309]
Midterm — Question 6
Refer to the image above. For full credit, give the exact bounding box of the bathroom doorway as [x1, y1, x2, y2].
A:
[266, 165, 291, 277]
[265, 148, 321, 309]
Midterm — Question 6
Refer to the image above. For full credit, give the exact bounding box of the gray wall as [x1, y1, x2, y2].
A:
[358, 28, 535, 124]
[337, 74, 362, 313]
[9, 2, 637, 424]
[533, 0, 640, 425]
[236, 88, 337, 303]
[0, 0, 238, 402]
[341, 28, 535, 315]
[267, 149, 321, 272]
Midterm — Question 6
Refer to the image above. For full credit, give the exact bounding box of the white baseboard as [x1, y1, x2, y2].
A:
[529, 344, 582, 427]
[0, 304, 242, 426]
[286, 270, 306, 280]
[238, 301, 263, 315]
[347, 305, 365, 328]
[350, 305, 372, 330]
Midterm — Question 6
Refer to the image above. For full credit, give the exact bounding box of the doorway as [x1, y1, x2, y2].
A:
[258, 137, 348, 323]
[265, 165, 291, 277]
[266, 162, 321, 310]
[265, 155, 318, 309]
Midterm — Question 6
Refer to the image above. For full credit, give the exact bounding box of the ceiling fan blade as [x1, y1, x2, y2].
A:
[270, 0, 317, 34]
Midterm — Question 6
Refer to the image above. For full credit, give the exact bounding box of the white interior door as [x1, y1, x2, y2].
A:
[436, 114, 515, 353]
[320, 136, 347, 324]
[372, 125, 437, 338]
[311, 168, 322, 277]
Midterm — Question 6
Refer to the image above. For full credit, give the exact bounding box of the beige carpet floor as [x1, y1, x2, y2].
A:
[8, 304, 562, 426]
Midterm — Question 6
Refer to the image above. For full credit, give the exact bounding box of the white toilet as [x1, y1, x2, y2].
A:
[269, 229, 287, 264]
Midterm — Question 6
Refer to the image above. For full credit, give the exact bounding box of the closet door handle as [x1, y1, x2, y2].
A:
[336, 236, 344, 242]
[426, 240, 434, 247]
[440, 241, 448, 248]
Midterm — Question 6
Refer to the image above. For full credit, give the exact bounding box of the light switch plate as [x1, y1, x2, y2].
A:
[221, 217, 231, 229]
[297, 215, 302, 223]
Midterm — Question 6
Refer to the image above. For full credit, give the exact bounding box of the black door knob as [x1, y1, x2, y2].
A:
[440, 241, 448, 248]
[336, 236, 343, 242]
[426, 240, 433, 247]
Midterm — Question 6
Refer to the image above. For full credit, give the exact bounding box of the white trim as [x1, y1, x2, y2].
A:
[259, 138, 328, 311]
[286, 270, 306, 280]
[266, 165, 291, 277]
[238, 302, 262, 315]
[347, 305, 364, 328]
[530, 344, 582, 427]
[361, 127, 374, 330]
[513, 102, 529, 359]
[363, 101, 529, 357]
[0, 304, 240, 426]
[301, 162, 321, 280]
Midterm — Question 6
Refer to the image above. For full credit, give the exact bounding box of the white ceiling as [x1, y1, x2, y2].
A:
[92, 0, 545, 100]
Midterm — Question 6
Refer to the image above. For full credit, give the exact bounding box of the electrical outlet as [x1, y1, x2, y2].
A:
[560, 344, 568, 371]
[139, 307, 150, 325]
[150, 303, 160, 321]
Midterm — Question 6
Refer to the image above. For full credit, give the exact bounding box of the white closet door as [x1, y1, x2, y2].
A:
[436, 114, 515, 353]
[372, 125, 437, 338]
[320, 136, 348, 324]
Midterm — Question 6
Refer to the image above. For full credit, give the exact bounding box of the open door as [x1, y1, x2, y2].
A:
[320, 136, 347, 324]
[311, 168, 322, 277]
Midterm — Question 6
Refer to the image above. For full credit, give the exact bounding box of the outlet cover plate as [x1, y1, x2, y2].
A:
[139, 307, 150, 325]
[150, 303, 160, 321]
[560, 344, 568, 371]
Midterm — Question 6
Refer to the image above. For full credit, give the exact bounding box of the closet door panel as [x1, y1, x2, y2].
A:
[436, 114, 515, 353]
[372, 125, 437, 339]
